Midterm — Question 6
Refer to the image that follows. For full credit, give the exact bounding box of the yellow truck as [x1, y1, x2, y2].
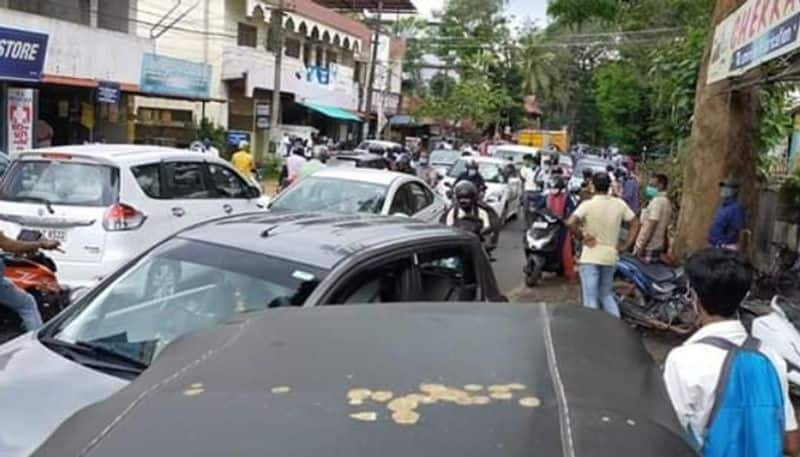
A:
[517, 129, 569, 153]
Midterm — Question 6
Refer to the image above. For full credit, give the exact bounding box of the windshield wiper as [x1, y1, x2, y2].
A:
[18, 196, 55, 214]
[39, 337, 147, 374]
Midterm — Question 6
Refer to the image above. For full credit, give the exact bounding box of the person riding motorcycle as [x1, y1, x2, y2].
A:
[394, 153, 416, 175]
[455, 160, 487, 195]
[441, 181, 500, 252]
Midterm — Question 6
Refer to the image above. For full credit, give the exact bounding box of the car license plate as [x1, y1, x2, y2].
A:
[26, 228, 68, 243]
[533, 221, 548, 229]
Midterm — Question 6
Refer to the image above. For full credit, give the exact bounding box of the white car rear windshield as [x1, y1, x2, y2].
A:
[0, 159, 119, 207]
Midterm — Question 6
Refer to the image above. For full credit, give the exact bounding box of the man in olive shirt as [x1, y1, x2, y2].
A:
[567, 173, 639, 317]
[634, 174, 672, 263]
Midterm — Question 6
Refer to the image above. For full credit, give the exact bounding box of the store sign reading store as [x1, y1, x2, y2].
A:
[0, 25, 49, 81]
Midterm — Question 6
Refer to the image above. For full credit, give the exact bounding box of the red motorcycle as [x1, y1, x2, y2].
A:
[0, 231, 73, 342]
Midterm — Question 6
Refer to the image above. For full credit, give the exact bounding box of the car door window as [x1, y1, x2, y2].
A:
[408, 182, 434, 213]
[327, 257, 415, 305]
[389, 183, 414, 215]
[131, 163, 163, 198]
[164, 162, 210, 199]
[207, 164, 248, 198]
[416, 246, 478, 301]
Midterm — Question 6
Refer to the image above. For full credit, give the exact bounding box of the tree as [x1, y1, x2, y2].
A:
[593, 61, 648, 152]
[518, 32, 559, 101]
[674, 0, 759, 254]
[394, 16, 430, 97]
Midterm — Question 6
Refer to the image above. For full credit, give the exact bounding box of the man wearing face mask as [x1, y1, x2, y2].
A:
[708, 177, 745, 250]
[455, 160, 487, 195]
[441, 181, 500, 251]
[633, 174, 672, 263]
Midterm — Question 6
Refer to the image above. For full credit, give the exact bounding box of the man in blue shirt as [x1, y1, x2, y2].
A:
[708, 177, 745, 250]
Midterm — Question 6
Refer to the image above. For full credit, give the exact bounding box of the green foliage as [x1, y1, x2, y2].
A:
[195, 118, 227, 156]
[593, 61, 648, 152]
[547, 0, 616, 28]
[643, 139, 690, 205]
[413, 76, 517, 129]
[758, 84, 793, 156]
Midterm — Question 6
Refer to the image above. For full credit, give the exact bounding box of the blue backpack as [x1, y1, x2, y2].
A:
[699, 336, 785, 457]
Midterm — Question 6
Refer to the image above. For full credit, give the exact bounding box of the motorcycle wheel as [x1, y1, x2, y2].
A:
[525, 256, 544, 288]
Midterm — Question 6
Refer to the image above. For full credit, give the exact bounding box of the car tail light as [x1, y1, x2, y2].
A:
[103, 203, 146, 231]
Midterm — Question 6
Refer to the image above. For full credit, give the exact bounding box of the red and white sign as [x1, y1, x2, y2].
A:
[7, 88, 34, 154]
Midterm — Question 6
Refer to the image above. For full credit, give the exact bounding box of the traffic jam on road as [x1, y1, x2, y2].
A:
[4, 0, 800, 455]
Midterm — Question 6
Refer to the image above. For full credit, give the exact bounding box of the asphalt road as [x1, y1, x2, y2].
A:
[492, 215, 680, 364]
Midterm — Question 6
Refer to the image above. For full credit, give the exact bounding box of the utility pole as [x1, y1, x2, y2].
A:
[362, 0, 383, 141]
[268, 0, 286, 158]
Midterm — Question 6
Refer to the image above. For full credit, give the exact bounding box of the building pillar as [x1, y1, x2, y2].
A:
[320, 46, 328, 68]
[90, 0, 99, 27]
[309, 45, 318, 68]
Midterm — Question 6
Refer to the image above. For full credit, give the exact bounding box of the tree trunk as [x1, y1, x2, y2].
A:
[674, 0, 760, 256]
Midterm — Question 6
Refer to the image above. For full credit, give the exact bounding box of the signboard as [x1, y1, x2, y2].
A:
[708, 0, 800, 84]
[96, 81, 121, 104]
[255, 102, 270, 129]
[0, 26, 49, 81]
[7, 88, 34, 154]
[226, 130, 251, 147]
[306, 66, 331, 86]
[140, 53, 212, 99]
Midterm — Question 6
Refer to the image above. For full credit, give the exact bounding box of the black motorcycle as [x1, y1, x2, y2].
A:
[523, 208, 565, 287]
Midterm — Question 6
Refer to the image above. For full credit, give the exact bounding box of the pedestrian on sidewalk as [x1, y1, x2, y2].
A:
[708, 177, 745, 250]
[231, 141, 255, 180]
[663, 248, 800, 456]
[633, 173, 672, 263]
[566, 173, 639, 317]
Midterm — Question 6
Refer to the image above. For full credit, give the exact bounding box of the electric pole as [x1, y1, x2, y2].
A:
[268, 0, 286, 158]
[362, 0, 383, 141]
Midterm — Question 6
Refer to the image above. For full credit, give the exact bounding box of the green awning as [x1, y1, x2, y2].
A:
[298, 101, 361, 122]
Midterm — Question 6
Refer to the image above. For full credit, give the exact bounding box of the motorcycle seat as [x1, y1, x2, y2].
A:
[620, 254, 675, 283]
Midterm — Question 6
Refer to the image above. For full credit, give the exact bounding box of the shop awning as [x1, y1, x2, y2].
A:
[298, 101, 361, 122]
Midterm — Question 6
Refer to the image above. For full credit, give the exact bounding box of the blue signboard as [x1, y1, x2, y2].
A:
[0, 26, 49, 81]
[226, 130, 251, 147]
[140, 53, 211, 99]
[96, 81, 121, 104]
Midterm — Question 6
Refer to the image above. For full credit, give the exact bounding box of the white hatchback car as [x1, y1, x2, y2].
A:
[436, 157, 521, 222]
[0, 145, 266, 287]
[269, 167, 447, 223]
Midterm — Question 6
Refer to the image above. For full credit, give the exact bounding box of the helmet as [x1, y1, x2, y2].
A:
[397, 153, 411, 167]
[553, 176, 567, 190]
[454, 180, 478, 202]
[315, 148, 330, 163]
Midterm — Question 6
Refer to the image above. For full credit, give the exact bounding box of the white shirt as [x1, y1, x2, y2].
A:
[286, 154, 307, 179]
[519, 166, 538, 192]
[663, 320, 798, 447]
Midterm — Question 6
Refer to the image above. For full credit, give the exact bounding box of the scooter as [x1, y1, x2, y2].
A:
[614, 254, 696, 335]
[523, 208, 564, 287]
[0, 230, 73, 342]
[742, 296, 800, 394]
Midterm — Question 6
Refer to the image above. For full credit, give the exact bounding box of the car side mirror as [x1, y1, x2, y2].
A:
[444, 181, 453, 188]
[446, 190, 453, 199]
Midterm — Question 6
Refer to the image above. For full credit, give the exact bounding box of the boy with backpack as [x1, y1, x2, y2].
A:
[663, 248, 800, 456]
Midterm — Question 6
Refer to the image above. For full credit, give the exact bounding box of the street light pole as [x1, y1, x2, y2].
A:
[269, 0, 285, 157]
[362, 0, 383, 141]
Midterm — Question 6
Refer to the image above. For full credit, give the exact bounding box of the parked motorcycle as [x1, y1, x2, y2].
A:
[523, 208, 565, 287]
[613, 254, 696, 335]
[0, 231, 72, 342]
[742, 296, 800, 394]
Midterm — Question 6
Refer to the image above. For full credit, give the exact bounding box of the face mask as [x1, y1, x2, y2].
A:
[468, 169, 477, 176]
[720, 187, 737, 199]
[420, 160, 429, 167]
[644, 185, 660, 200]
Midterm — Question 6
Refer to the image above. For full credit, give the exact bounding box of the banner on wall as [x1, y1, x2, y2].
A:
[708, 0, 800, 84]
[7, 88, 34, 154]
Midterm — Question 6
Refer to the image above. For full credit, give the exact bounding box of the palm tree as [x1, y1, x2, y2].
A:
[518, 32, 560, 101]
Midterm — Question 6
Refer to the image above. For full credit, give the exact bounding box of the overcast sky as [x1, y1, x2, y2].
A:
[412, 0, 550, 29]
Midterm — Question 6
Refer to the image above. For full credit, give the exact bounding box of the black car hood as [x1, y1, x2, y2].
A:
[32, 303, 695, 457]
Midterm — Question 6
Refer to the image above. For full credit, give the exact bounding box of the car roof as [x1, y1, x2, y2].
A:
[360, 140, 401, 148]
[15, 144, 211, 166]
[177, 213, 474, 270]
[310, 167, 410, 185]
[333, 152, 384, 161]
[492, 145, 539, 153]
[32, 303, 694, 457]
[455, 156, 507, 166]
